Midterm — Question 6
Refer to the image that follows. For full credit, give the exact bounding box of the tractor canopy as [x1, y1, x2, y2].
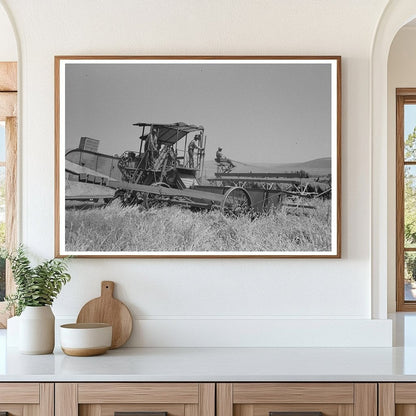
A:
[135, 122, 204, 145]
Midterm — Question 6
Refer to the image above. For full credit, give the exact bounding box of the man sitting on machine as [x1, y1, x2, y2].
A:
[215, 147, 235, 173]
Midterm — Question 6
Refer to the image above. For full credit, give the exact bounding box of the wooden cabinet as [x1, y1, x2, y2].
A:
[217, 383, 377, 416]
[0, 380, 410, 416]
[55, 383, 215, 416]
[379, 383, 416, 416]
[0, 383, 53, 416]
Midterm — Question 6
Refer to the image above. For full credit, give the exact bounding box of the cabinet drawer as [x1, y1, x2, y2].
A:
[78, 383, 200, 404]
[0, 383, 39, 403]
[0, 383, 53, 415]
[56, 383, 215, 416]
[217, 383, 376, 416]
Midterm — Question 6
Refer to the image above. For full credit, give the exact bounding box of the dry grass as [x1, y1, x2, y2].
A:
[65, 199, 332, 252]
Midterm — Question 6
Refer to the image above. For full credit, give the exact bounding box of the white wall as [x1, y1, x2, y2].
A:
[0, 3, 16, 61]
[0, 0, 393, 347]
[387, 26, 416, 312]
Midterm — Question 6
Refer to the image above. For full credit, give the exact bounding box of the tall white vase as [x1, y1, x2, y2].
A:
[19, 306, 55, 354]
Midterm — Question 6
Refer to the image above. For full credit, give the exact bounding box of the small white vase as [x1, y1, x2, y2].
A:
[19, 306, 55, 354]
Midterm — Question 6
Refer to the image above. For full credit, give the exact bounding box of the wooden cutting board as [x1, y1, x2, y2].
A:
[76, 281, 133, 349]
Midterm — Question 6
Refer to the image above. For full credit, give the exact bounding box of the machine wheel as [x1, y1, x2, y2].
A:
[143, 182, 171, 209]
[220, 186, 251, 216]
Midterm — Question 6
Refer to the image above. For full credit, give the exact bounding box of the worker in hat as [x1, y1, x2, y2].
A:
[215, 146, 235, 171]
[188, 134, 204, 168]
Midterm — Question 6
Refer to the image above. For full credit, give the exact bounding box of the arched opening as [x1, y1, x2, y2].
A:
[371, 1, 416, 320]
[388, 20, 416, 313]
[0, 0, 18, 327]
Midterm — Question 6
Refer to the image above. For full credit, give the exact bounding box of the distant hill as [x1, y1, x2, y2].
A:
[298, 157, 331, 169]
[201, 157, 331, 182]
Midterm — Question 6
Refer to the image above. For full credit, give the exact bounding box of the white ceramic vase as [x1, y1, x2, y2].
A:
[19, 306, 55, 354]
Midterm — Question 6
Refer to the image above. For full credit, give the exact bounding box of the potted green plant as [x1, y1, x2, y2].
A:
[5, 246, 71, 354]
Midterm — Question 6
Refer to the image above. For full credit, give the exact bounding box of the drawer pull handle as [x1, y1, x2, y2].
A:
[115, 412, 168, 416]
[270, 413, 323, 416]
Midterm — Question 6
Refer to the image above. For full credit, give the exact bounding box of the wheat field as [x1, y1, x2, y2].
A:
[65, 199, 332, 252]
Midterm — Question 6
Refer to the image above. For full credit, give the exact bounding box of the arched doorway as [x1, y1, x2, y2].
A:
[0, 0, 18, 327]
[371, 1, 416, 318]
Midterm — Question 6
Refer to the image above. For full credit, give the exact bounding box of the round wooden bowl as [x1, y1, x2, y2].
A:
[60, 323, 112, 357]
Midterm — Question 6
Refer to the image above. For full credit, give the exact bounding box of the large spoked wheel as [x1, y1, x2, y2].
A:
[143, 182, 171, 209]
[220, 186, 251, 216]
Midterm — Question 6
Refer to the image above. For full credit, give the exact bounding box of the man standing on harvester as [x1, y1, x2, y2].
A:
[188, 134, 204, 168]
[215, 146, 235, 172]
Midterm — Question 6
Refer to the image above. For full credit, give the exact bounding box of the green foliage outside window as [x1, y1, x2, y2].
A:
[404, 126, 416, 281]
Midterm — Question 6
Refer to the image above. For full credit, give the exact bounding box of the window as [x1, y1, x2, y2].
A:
[396, 89, 416, 310]
[0, 122, 6, 300]
[0, 62, 17, 326]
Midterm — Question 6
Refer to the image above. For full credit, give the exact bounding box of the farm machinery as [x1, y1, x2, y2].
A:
[66, 122, 252, 215]
[65, 121, 331, 215]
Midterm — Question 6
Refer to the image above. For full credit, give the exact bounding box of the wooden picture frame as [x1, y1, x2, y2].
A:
[55, 56, 341, 258]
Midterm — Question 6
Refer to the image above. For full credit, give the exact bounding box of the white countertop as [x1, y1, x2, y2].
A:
[2, 313, 416, 382]
[2, 346, 416, 382]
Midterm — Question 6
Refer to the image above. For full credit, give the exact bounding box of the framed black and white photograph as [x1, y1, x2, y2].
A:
[55, 56, 341, 258]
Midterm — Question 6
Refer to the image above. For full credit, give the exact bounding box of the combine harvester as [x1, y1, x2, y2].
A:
[65, 122, 331, 215]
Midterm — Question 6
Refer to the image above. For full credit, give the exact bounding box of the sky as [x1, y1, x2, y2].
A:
[64, 61, 333, 164]
[405, 104, 416, 139]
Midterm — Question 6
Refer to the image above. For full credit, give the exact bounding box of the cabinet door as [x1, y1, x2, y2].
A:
[0, 383, 53, 416]
[217, 383, 377, 416]
[55, 383, 215, 416]
[379, 383, 416, 416]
